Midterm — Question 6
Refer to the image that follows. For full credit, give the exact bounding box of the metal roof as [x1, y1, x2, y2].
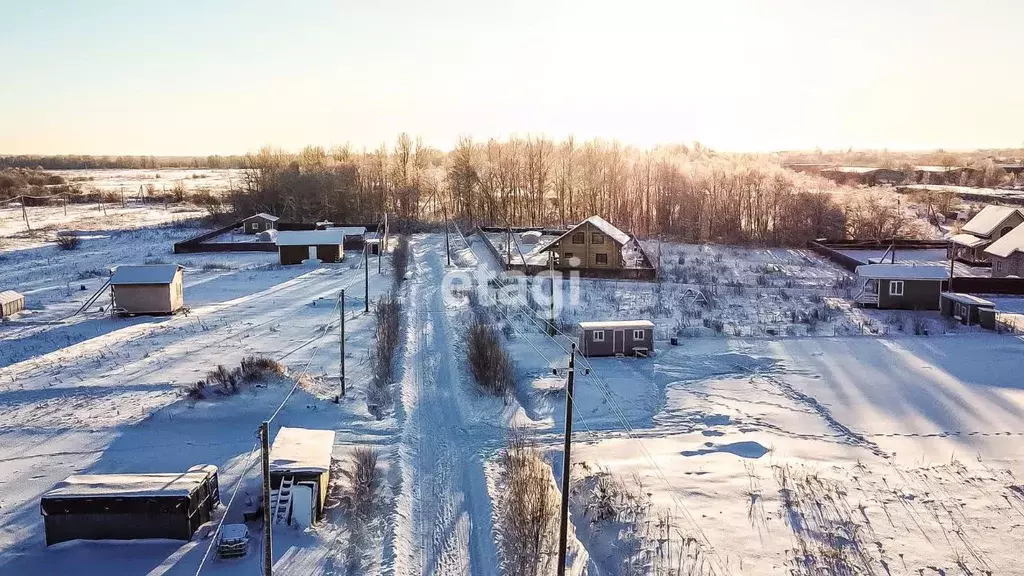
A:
[579, 320, 655, 330]
[941, 292, 995, 307]
[984, 223, 1024, 258]
[110, 265, 182, 285]
[269, 427, 335, 475]
[962, 206, 1024, 237]
[0, 290, 24, 306]
[247, 212, 280, 222]
[276, 230, 345, 246]
[42, 470, 213, 499]
[326, 226, 367, 237]
[949, 233, 988, 248]
[855, 264, 949, 281]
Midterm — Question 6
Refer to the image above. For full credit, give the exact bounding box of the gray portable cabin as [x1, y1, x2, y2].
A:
[940, 293, 996, 325]
[0, 290, 25, 319]
[854, 264, 949, 310]
[578, 320, 654, 357]
[40, 465, 219, 546]
[242, 213, 279, 234]
[110, 264, 185, 315]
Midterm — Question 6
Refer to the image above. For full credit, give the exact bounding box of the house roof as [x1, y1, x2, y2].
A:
[539, 216, 631, 252]
[246, 212, 280, 222]
[269, 427, 335, 474]
[276, 229, 345, 246]
[949, 233, 988, 248]
[914, 165, 962, 173]
[0, 290, 23, 305]
[110, 264, 182, 285]
[579, 320, 655, 330]
[821, 166, 896, 175]
[42, 470, 213, 500]
[855, 264, 949, 281]
[984, 223, 1024, 258]
[326, 226, 367, 237]
[941, 292, 995, 307]
[962, 205, 1024, 237]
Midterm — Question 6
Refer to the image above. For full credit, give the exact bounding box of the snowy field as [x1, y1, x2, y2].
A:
[54, 168, 243, 195]
[2, 216, 1024, 575]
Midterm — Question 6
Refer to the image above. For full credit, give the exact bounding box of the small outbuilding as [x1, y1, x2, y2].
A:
[276, 230, 345, 265]
[268, 427, 335, 526]
[578, 320, 654, 357]
[0, 290, 25, 319]
[854, 264, 949, 310]
[939, 293, 996, 325]
[364, 232, 382, 255]
[241, 213, 279, 234]
[40, 465, 220, 546]
[327, 226, 368, 250]
[110, 264, 185, 315]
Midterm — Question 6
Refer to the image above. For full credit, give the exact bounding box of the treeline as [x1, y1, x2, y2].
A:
[231, 136, 847, 245]
[0, 154, 247, 170]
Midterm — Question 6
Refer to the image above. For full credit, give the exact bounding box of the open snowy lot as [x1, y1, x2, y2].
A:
[54, 168, 243, 195]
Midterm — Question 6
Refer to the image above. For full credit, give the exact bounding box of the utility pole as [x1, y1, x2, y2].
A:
[506, 228, 512, 270]
[364, 245, 369, 313]
[555, 343, 576, 576]
[377, 221, 383, 274]
[443, 204, 451, 267]
[63, 194, 67, 216]
[340, 289, 346, 396]
[261, 421, 273, 576]
[549, 254, 556, 336]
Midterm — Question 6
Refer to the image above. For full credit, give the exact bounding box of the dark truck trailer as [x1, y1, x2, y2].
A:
[40, 465, 219, 546]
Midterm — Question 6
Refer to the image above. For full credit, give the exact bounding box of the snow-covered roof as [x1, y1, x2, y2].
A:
[42, 470, 213, 499]
[364, 231, 381, 242]
[269, 427, 335, 474]
[941, 292, 995, 307]
[0, 290, 23, 305]
[326, 226, 367, 237]
[915, 165, 962, 173]
[822, 166, 892, 174]
[276, 230, 345, 246]
[855, 264, 949, 281]
[962, 206, 1023, 237]
[984, 223, 1024, 258]
[246, 212, 280, 222]
[110, 264, 182, 285]
[950, 233, 988, 248]
[539, 216, 631, 252]
[579, 320, 655, 330]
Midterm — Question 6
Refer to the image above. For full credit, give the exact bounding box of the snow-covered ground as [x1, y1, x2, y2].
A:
[54, 168, 243, 195]
[4, 215, 1024, 576]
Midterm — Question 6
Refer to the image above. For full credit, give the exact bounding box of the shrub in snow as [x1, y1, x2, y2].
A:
[239, 355, 285, 381]
[467, 319, 515, 400]
[206, 364, 241, 394]
[55, 231, 81, 250]
[368, 292, 401, 419]
[349, 447, 379, 519]
[495, 429, 558, 576]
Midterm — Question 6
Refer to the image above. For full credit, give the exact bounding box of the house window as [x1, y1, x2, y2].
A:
[592, 330, 605, 342]
[889, 280, 904, 296]
[995, 260, 1003, 273]
[999, 226, 1014, 237]
[632, 329, 645, 341]
[251, 222, 258, 230]
[563, 252, 574, 261]
[595, 253, 609, 265]
[572, 232, 585, 244]
[591, 233, 604, 244]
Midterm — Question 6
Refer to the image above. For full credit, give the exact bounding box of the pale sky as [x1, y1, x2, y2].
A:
[2, 0, 1022, 155]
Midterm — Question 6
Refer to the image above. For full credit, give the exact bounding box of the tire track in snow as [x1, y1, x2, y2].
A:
[391, 235, 499, 576]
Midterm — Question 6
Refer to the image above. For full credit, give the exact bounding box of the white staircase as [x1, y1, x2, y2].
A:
[270, 476, 295, 525]
[854, 290, 878, 305]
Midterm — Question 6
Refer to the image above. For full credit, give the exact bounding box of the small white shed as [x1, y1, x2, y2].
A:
[0, 290, 26, 319]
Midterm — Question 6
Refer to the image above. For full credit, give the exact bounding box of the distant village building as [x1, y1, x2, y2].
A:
[110, 264, 185, 315]
[854, 264, 949, 310]
[326, 226, 367, 250]
[268, 427, 335, 527]
[578, 320, 654, 357]
[911, 166, 966, 185]
[949, 206, 1024, 265]
[539, 216, 633, 271]
[40, 465, 220, 546]
[819, 166, 905, 186]
[984, 222, 1024, 277]
[364, 231, 382, 255]
[276, 230, 345, 265]
[0, 290, 25, 319]
[241, 213, 279, 234]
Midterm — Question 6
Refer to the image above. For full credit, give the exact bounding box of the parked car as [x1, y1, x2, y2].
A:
[217, 524, 250, 558]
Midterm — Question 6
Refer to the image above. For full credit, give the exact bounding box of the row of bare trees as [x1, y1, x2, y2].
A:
[230, 135, 855, 245]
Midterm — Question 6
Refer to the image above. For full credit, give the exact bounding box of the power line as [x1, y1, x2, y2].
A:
[193, 439, 262, 576]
